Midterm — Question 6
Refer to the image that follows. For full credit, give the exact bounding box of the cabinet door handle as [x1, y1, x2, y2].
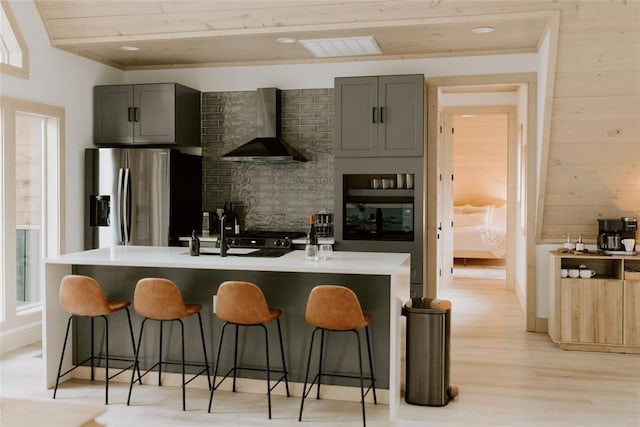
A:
[380, 106, 384, 123]
[128, 107, 133, 122]
[133, 107, 139, 122]
[372, 107, 376, 123]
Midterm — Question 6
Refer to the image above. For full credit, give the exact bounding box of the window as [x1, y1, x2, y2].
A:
[0, 97, 64, 351]
[0, 1, 28, 78]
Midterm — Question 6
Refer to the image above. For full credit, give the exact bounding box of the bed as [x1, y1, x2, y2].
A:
[453, 204, 507, 260]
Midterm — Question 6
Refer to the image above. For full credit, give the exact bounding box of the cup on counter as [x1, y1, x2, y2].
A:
[319, 244, 333, 261]
[622, 238, 636, 252]
[405, 173, 414, 189]
[580, 269, 596, 278]
[561, 269, 568, 278]
[382, 178, 395, 189]
[371, 178, 381, 189]
[568, 269, 580, 278]
[396, 173, 405, 189]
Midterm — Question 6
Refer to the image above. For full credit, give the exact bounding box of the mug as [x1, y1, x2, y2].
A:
[580, 269, 596, 279]
[560, 269, 568, 278]
[568, 269, 580, 278]
[622, 238, 636, 252]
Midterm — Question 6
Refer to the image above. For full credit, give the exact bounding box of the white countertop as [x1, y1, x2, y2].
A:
[47, 246, 409, 275]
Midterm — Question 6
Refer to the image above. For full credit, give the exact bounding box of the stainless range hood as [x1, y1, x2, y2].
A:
[222, 88, 307, 163]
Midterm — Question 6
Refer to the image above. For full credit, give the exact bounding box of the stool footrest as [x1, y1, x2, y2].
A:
[305, 372, 376, 402]
[133, 360, 210, 385]
[213, 366, 288, 392]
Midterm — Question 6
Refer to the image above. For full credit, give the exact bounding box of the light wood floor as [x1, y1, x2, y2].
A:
[1, 275, 638, 426]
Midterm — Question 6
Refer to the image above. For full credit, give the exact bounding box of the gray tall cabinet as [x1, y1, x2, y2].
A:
[334, 74, 426, 297]
[335, 74, 424, 158]
[93, 83, 200, 146]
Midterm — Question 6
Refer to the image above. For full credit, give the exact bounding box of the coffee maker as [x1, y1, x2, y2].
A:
[598, 217, 637, 254]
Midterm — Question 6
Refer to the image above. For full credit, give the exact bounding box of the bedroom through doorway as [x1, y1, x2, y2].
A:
[451, 112, 509, 282]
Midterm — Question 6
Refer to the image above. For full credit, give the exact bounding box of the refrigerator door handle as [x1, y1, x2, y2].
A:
[123, 168, 132, 244]
[117, 168, 125, 244]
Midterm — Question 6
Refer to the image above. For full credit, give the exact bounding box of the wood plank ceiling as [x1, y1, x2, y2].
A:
[33, 0, 551, 70]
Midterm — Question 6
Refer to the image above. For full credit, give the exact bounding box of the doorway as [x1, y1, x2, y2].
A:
[444, 107, 515, 289]
[425, 73, 537, 331]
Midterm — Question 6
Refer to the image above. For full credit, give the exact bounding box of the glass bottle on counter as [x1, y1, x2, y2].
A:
[189, 230, 200, 256]
[305, 214, 319, 261]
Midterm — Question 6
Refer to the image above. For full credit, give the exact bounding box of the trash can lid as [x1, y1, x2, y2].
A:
[404, 297, 451, 311]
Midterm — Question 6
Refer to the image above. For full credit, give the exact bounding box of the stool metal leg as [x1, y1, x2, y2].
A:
[365, 325, 377, 404]
[276, 318, 290, 396]
[232, 324, 239, 392]
[53, 315, 73, 399]
[316, 329, 325, 399]
[353, 330, 366, 427]
[260, 324, 272, 419]
[102, 315, 109, 405]
[90, 317, 95, 381]
[127, 318, 147, 406]
[179, 319, 186, 411]
[208, 321, 230, 412]
[124, 307, 142, 384]
[299, 327, 319, 422]
[158, 321, 163, 386]
[197, 312, 212, 390]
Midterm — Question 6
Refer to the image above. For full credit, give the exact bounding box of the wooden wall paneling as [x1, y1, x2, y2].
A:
[540, 0, 640, 241]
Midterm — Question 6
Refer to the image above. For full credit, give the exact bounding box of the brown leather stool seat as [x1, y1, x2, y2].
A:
[298, 285, 377, 427]
[127, 278, 211, 411]
[53, 274, 139, 404]
[208, 281, 290, 419]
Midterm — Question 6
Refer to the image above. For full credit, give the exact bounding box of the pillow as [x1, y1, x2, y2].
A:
[454, 212, 488, 227]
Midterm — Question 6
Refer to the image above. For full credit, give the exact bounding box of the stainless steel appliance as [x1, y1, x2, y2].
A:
[85, 148, 202, 249]
[598, 217, 637, 254]
[222, 230, 306, 257]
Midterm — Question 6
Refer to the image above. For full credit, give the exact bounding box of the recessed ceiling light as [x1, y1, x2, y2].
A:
[276, 37, 297, 44]
[472, 26, 495, 34]
[120, 45, 141, 51]
[461, 114, 476, 118]
[299, 36, 382, 58]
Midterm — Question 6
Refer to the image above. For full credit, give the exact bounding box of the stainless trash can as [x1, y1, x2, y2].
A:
[402, 297, 456, 406]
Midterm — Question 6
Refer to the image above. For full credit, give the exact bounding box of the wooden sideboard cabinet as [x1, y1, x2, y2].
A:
[548, 252, 640, 353]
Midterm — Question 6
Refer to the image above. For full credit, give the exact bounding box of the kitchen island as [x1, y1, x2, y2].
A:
[44, 246, 410, 418]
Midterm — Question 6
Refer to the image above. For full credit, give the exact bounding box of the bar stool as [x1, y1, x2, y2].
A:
[53, 274, 139, 404]
[208, 280, 290, 419]
[127, 278, 211, 411]
[299, 285, 377, 427]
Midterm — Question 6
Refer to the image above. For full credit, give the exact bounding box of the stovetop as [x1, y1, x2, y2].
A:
[225, 230, 306, 249]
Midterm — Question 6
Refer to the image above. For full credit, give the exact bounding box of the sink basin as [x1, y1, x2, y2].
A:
[193, 248, 260, 256]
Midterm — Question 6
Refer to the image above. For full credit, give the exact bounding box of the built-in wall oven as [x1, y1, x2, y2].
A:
[344, 202, 414, 241]
[342, 173, 415, 242]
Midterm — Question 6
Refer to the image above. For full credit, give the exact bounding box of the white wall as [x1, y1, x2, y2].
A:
[125, 54, 537, 91]
[2, 0, 123, 254]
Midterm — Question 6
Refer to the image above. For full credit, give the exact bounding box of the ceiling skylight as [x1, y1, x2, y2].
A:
[299, 36, 382, 58]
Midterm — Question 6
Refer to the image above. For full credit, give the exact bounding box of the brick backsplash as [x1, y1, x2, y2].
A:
[201, 88, 334, 232]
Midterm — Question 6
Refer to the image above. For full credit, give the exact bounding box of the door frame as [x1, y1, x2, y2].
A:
[440, 106, 517, 291]
[425, 73, 538, 331]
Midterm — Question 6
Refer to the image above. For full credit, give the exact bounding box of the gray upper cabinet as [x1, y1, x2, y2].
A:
[94, 83, 200, 146]
[335, 74, 425, 157]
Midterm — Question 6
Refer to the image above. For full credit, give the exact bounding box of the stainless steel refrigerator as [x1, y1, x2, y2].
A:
[85, 148, 202, 249]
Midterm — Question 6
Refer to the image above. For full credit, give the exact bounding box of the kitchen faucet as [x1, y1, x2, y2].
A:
[219, 215, 228, 257]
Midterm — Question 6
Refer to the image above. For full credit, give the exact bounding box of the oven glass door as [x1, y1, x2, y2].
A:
[344, 202, 414, 241]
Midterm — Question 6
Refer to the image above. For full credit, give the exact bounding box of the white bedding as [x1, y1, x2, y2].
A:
[454, 205, 507, 258]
